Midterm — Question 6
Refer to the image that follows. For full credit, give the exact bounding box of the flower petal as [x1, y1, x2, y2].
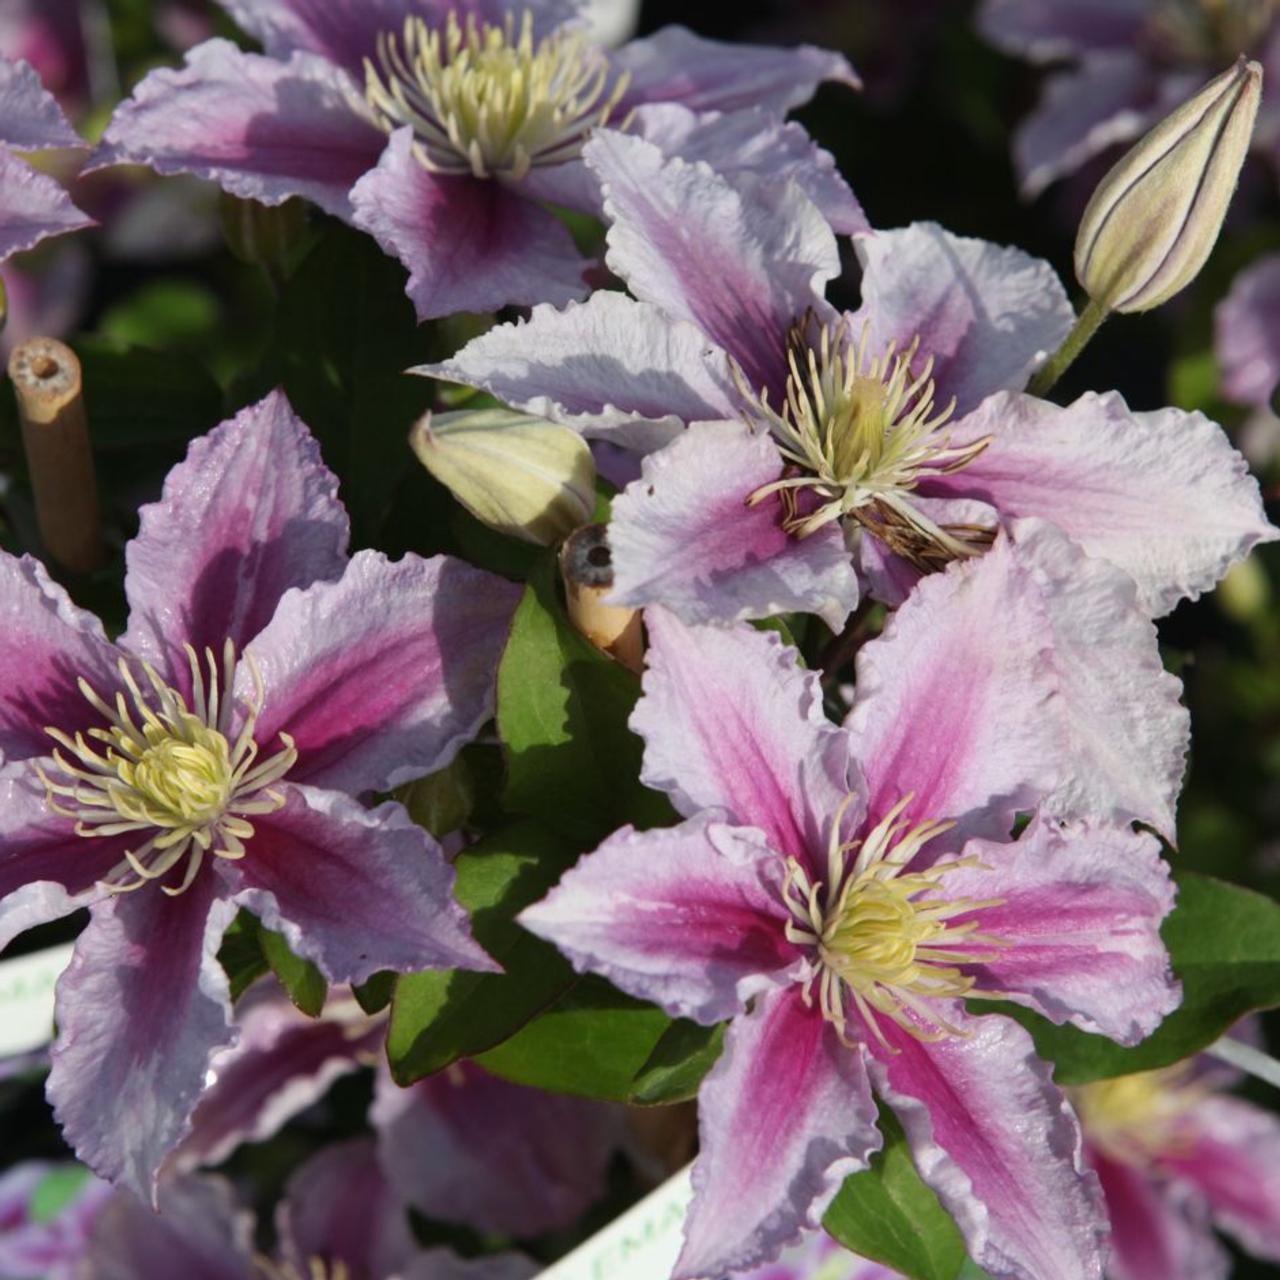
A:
[350, 128, 588, 320]
[219, 0, 582, 74]
[228, 783, 492, 985]
[1161, 1095, 1280, 1262]
[244, 549, 517, 795]
[0, 552, 122, 762]
[675, 988, 878, 1279]
[634, 609, 856, 865]
[614, 24, 859, 114]
[1011, 56, 1159, 197]
[0, 55, 83, 149]
[520, 814, 798, 1023]
[175, 980, 381, 1171]
[633, 102, 868, 235]
[850, 222, 1075, 416]
[608, 421, 863, 630]
[47, 876, 238, 1200]
[419, 289, 737, 452]
[867, 1009, 1108, 1280]
[0, 761, 119, 951]
[931, 390, 1277, 617]
[584, 128, 839, 392]
[976, 0, 1150, 63]
[372, 1062, 623, 1237]
[1217, 252, 1280, 409]
[80, 1174, 255, 1280]
[121, 389, 349, 683]
[0, 147, 92, 263]
[1008, 518, 1188, 837]
[845, 534, 1060, 840]
[1090, 1149, 1228, 1280]
[91, 39, 385, 219]
[945, 816, 1178, 1044]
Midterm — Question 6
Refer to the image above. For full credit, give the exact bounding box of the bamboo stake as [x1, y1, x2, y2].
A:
[559, 523, 644, 673]
[8, 338, 105, 573]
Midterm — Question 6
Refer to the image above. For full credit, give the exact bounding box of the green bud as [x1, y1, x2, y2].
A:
[220, 193, 309, 275]
[1075, 56, 1261, 314]
[409, 407, 596, 545]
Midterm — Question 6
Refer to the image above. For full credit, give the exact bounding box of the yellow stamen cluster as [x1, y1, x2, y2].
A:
[37, 640, 296, 897]
[1071, 1065, 1208, 1166]
[782, 794, 1006, 1049]
[254, 1258, 351, 1280]
[1154, 0, 1278, 62]
[740, 318, 994, 570]
[363, 10, 629, 181]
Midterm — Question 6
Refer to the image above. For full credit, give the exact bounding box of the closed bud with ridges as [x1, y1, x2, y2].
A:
[410, 406, 595, 545]
[1075, 56, 1262, 314]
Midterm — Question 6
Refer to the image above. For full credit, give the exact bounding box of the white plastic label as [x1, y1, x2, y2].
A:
[535, 1165, 692, 1280]
[0, 943, 73, 1058]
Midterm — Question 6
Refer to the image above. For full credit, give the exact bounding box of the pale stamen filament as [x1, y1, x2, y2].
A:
[36, 641, 296, 896]
[781, 791, 1008, 1051]
[739, 316, 996, 571]
[362, 10, 630, 182]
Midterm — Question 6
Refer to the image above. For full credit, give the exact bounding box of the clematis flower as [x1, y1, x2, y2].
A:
[0, 1161, 112, 1280]
[0, 55, 92, 266]
[89, 0, 862, 319]
[743, 1231, 900, 1280]
[426, 128, 1273, 632]
[80, 1156, 536, 1280]
[1071, 1053, 1280, 1280]
[520, 548, 1183, 1280]
[1217, 251, 1280, 411]
[0, 390, 520, 1200]
[976, 0, 1280, 196]
[173, 976, 626, 1241]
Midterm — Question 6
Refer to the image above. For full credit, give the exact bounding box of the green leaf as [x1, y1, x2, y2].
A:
[259, 926, 327, 1017]
[352, 971, 396, 1016]
[628, 1018, 725, 1105]
[1007, 872, 1280, 1084]
[30, 1165, 93, 1224]
[476, 976, 674, 1100]
[217, 911, 269, 1002]
[824, 1105, 967, 1280]
[498, 557, 675, 846]
[387, 820, 577, 1084]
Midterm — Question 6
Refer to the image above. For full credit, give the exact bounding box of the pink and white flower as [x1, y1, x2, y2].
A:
[520, 549, 1183, 1280]
[0, 390, 520, 1200]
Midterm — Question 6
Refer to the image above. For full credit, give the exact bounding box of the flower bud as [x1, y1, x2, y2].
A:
[1075, 56, 1261, 314]
[220, 193, 309, 275]
[409, 407, 595, 545]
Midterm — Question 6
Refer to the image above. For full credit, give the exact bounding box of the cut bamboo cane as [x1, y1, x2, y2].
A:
[8, 338, 105, 573]
[559, 523, 644, 673]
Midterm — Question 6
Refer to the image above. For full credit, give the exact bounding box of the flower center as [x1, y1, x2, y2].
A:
[740, 318, 995, 571]
[1071, 1067, 1207, 1165]
[1152, 0, 1278, 61]
[362, 9, 629, 181]
[37, 640, 296, 897]
[782, 793, 1006, 1049]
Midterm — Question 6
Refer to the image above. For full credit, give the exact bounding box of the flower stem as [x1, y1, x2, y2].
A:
[1026, 296, 1111, 399]
[1205, 1033, 1280, 1091]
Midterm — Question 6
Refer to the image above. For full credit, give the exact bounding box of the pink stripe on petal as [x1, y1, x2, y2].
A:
[351, 128, 589, 320]
[48, 878, 238, 1200]
[846, 536, 1058, 840]
[867, 1009, 1108, 1280]
[229, 784, 492, 985]
[122, 389, 349, 682]
[245, 550, 518, 796]
[1161, 1095, 1280, 1262]
[1090, 1149, 1228, 1280]
[91, 40, 386, 218]
[675, 988, 878, 1279]
[0, 554, 123, 762]
[945, 817, 1177, 1043]
[609, 421, 862, 629]
[520, 815, 799, 1024]
[585, 129, 838, 393]
[636, 610, 856, 869]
